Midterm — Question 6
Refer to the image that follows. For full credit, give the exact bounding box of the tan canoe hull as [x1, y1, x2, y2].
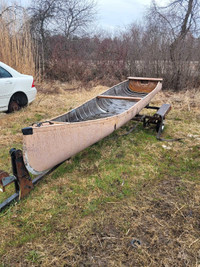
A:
[23, 79, 162, 174]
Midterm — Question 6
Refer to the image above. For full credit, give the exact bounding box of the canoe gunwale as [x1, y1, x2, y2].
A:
[30, 81, 162, 132]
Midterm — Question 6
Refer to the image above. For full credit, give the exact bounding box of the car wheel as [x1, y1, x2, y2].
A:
[8, 100, 20, 113]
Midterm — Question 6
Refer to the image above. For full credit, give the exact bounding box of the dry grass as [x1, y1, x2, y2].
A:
[0, 82, 199, 266]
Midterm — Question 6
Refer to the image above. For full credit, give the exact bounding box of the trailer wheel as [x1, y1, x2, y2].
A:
[156, 120, 165, 133]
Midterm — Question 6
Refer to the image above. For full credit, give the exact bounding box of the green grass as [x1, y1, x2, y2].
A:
[26, 250, 43, 264]
[0, 90, 200, 266]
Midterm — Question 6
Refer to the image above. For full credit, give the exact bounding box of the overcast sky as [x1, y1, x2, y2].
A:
[19, 0, 168, 31]
[97, 0, 153, 30]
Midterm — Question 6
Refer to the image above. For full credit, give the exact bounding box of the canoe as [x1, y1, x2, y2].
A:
[22, 77, 163, 175]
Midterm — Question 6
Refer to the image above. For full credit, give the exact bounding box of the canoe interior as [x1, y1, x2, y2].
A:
[52, 78, 160, 123]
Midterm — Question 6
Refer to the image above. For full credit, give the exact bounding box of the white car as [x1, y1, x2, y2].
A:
[0, 62, 37, 112]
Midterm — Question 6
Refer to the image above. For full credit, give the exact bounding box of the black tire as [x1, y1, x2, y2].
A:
[156, 120, 165, 133]
[8, 100, 20, 113]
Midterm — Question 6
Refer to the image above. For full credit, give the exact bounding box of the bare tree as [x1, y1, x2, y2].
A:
[28, 0, 96, 76]
[150, 0, 200, 90]
[28, 0, 57, 45]
[55, 0, 96, 38]
[28, 0, 96, 41]
[0, 3, 25, 27]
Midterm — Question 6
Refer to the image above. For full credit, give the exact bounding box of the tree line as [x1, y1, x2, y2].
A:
[0, 0, 200, 90]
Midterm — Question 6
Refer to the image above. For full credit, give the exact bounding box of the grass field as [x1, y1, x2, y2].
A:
[0, 82, 200, 266]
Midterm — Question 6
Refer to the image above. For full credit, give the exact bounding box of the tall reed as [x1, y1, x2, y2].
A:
[0, 2, 39, 78]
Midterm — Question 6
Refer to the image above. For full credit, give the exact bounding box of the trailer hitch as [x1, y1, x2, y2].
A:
[0, 149, 62, 212]
[0, 149, 34, 211]
[10, 148, 34, 198]
[0, 149, 33, 197]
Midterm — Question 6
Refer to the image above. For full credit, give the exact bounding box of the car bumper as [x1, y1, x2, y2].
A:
[27, 87, 37, 104]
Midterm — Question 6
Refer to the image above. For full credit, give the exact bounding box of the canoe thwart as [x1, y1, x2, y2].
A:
[128, 77, 163, 82]
[97, 95, 142, 101]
